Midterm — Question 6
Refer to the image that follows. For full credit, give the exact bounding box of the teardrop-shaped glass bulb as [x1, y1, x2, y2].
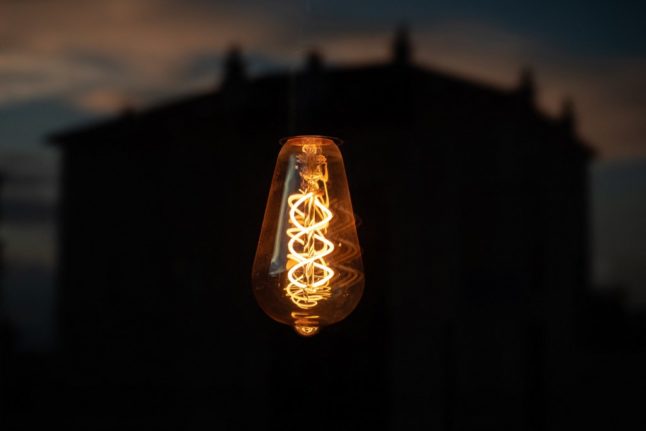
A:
[252, 135, 364, 336]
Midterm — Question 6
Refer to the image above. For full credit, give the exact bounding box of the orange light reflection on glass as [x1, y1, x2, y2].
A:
[252, 136, 364, 336]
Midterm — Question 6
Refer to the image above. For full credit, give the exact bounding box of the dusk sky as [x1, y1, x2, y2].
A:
[1, 0, 645, 349]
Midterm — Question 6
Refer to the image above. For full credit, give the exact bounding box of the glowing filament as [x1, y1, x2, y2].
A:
[285, 145, 335, 309]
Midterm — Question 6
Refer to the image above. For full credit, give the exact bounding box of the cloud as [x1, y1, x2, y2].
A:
[0, 148, 58, 203]
[179, 50, 292, 84]
[1, 1, 645, 157]
[0, 0, 292, 110]
[73, 87, 135, 113]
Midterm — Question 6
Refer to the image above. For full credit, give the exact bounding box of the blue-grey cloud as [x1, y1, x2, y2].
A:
[0, 98, 96, 151]
[179, 51, 294, 83]
[2, 197, 55, 225]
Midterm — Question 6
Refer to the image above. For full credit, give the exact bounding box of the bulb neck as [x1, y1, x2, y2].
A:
[280, 135, 342, 147]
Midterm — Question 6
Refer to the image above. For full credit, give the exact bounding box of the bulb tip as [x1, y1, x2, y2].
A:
[294, 324, 320, 337]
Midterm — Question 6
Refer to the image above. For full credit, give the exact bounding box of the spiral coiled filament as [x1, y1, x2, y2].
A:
[285, 144, 335, 309]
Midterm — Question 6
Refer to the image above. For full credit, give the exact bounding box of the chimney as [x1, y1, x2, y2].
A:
[305, 49, 324, 74]
[221, 45, 246, 88]
[517, 67, 536, 105]
[560, 97, 576, 133]
[392, 25, 412, 66]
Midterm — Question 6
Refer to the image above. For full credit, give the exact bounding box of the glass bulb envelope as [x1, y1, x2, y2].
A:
[252, 135, 364, 336]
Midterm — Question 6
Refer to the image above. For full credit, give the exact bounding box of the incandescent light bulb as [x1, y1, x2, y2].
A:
[252, 135, 364, 336]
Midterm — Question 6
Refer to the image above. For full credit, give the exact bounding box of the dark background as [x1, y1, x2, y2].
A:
[1, 1, 646, 430]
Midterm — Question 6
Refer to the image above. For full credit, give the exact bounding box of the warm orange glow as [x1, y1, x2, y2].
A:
[291, 311, 320, 336]
[285, 144, 335, 309]
[252, 136, 364, 336]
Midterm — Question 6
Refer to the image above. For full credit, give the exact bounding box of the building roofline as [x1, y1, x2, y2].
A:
[47, 60, 595, 159]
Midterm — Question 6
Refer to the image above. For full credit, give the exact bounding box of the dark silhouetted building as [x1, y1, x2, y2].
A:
[49, 30, 593, 430]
